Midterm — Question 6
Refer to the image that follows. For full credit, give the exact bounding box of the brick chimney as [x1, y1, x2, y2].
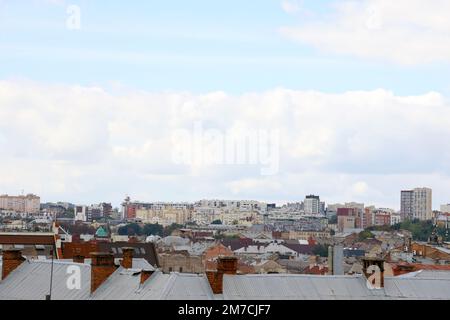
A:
[121, 247, 134, 269]
[2, 249, 25, 280]
[140, 269, 154, 284]
[207, 256, 238, 294]
[73, 255, 85, 264]
[90, 252, 117, 293]
[362, 257, 385, 288]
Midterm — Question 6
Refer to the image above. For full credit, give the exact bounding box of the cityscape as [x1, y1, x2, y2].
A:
[1, 188, 450, 300]
[1, 0, 450, 309]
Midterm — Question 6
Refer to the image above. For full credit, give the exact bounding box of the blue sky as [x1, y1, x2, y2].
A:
[1, 0, 450, 209]
[1, 0, 449, 95]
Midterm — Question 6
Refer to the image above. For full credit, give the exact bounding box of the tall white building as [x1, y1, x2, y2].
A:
[401, 188, 432, 221]
[304, 195, 321, 215]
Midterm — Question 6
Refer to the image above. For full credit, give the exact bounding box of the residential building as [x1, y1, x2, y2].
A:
[441, 204, 450, 213]
[74, 205, 87, 222]
[304, 195, 320, 215]
[401, 188, 432, 221]
[0, 194, 40, 214]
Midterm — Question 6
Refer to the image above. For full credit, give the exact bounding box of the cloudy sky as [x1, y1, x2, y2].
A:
[1, 0, 450, 209]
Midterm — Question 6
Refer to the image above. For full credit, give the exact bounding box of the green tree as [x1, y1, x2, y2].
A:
[367, 219, 442, 242]
[211, 219, 222, 225]
[143, 223, 164, 237]
[312, 244, 329, 257]
[358, 230, 375, 241]
[118, 223, 142, 236]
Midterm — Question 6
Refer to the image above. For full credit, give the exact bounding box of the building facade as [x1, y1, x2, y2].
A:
[0, 194, 40, 214]
[401, 188, 432, 221]
[304, 195, 320, 215]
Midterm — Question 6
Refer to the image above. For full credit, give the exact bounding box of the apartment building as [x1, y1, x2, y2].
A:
[0, 194, 40, 214]
[401, 188, 432, 221]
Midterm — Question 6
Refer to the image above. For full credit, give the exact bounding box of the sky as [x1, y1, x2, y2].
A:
[1, 0, 450, 209]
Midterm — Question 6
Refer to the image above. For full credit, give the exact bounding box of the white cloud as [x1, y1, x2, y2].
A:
[1, 80, 450, 207]
[280, 0, 450, 65]
[281, 0, 303, 14]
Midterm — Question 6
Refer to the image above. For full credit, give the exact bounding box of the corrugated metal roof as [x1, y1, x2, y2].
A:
[4, 257, 450, 300]
[384, 277, 450, 299]
[222, 274, 450, 300]
[414, 270, 450, 279]
[222, 274, 383, 300]
[90, 267, 142, 300]
[59, 258, 155, 271]
[0, 260, 91, 300]
[91, 270, 214, 300]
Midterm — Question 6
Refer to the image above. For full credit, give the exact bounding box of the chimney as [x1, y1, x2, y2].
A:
[2, 249, 25, 280]
[73, 255, 85, 264]
[207, 256, 238, 294]
[362, 257, 385, 288]
[327, 246, 333, 275]
[121, 247, 134, 269]
[90, 252, 117, 293]
[140, 269, 154, 284]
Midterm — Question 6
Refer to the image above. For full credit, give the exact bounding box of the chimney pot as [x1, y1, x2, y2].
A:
[217, 256, 238, 274]
[362, 257, 385, 288]
[90, 252, 116, 293]
[207, 256, 238, 294]
[121, 247, 134, 269]
[2, 249, 25, 280]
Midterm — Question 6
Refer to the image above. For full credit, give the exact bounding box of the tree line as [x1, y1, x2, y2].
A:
[117, 223, 184, 237]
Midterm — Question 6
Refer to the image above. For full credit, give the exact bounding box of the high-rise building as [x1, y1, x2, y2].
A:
[401, 188, 432, 221]
[400, 190, 414, 220]
[304, 195, 320, 215]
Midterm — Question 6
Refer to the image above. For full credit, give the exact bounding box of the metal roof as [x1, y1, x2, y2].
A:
[91, 270, 215, 300]
[415, 270, 450, 279]
[397, 270, 450, 279]
[0, 260, 91, 300]
[59, 258, 155, 271]
[222, 274, 450, 300]
[384, 277, 450, 299]
[222, 274, 384, 300]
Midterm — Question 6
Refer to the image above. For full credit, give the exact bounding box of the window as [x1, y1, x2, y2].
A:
[179, 267, 183, 273]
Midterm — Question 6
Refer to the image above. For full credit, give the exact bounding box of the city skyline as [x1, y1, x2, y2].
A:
[0, 187, 445, 212]
[1, 1, 450, 210]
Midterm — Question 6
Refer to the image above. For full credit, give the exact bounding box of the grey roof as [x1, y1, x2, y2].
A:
[222, 274, 450, 300]
[0, 260, 91, 300]
[384, 277, 450, 299]
[59, 258, 155, 271]
[222, 274, 384, 300]
[397, 270, 450, 279]
[91, 270, 214, 300]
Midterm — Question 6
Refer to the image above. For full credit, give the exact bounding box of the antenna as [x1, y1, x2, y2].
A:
[45, 247, 55, 300]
